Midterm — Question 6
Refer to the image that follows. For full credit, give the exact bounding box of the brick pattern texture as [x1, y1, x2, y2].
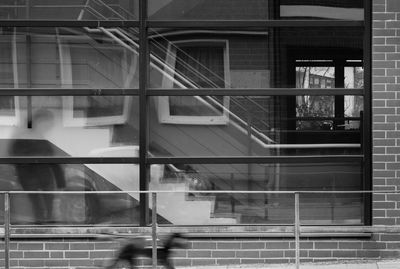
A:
[2, 235, 400, 269]
[372, 0, 400, 228]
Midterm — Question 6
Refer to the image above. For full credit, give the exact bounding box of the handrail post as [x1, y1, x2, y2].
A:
[294, 192, 300, 269]
[152, 192, 158, 269]
[4, 192, 10, 269]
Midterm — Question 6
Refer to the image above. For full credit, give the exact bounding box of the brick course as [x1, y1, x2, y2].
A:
[4, 235, 400, 268]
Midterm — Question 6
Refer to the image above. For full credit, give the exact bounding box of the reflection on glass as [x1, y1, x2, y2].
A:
[148, 0, 269, 20]
[150, 27, 363, 90]
[0, 27, 139, 89]
[169, 96, 224, 117]
[296, 66, 335, 130]
[149, 30, 269, 89]
[148, 0, 363, 20]
[6, 163, 141, 225]
[345, 66, 364, 129]
[280, 0, 364, 20]
[296, 66, 335, 89]
[0, 0, 138, 20]
[0, 96, 138, 157]
[149, 95, 362, 157]
[149, 162, 363, 225]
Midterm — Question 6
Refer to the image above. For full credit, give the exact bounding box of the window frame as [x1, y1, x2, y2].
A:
[158, 39, 231, 125]
[0, 27, 21, 127]
[57, 32, 133, 127]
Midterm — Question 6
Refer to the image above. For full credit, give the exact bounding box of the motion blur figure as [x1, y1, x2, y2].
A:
[107, 233, 187, 269]
[8, 109, 66, 224]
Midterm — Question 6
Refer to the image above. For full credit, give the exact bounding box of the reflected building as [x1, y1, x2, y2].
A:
[0, 0, 398, 265]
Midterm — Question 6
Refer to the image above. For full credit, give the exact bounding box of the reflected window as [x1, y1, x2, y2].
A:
[158, 40, 230, 125]
[293, 57, 363, 133]
[296, 66, 335, 130]
[0, 28, 20, 126]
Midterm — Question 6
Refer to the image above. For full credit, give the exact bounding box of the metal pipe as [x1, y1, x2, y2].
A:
[4, 192, 10, 269]
[152, 193, 158, 269]
[294, 192, 300, 269]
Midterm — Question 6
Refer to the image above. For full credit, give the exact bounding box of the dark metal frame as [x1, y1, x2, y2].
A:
[0, 0, 372, 227]
[363, 0, 373, 226]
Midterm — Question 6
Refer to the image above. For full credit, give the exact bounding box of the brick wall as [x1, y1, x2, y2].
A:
[372, 0, 400, 229]
[3, 234, 400, 269]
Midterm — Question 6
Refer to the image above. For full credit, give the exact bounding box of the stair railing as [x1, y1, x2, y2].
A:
[76, 0, 276, 145]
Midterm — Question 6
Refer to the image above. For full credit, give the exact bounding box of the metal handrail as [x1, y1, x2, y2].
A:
[1, 189, 399, 269]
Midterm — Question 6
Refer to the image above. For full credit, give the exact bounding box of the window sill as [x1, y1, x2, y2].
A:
[1, 225, 376, 239]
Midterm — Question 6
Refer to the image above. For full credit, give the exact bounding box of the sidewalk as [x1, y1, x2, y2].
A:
[185, 260, 400, 269]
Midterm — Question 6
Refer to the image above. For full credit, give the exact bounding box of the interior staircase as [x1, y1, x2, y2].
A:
[87, 146, 238, 224]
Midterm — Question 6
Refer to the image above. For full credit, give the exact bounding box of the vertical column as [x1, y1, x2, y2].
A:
[4, 193, 10, 269]
[294, 192, 300, 269]
[152, 193, 158, 269]
[334, 60, 345, 131]
[363, 0, 372, 226]
[139, 0, 149, 226]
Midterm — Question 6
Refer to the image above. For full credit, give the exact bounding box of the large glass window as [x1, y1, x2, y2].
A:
[0, 0, 370, 228]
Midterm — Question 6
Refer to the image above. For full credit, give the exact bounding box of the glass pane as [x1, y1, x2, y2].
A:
[5, 163, 188, 225]
[0, 96, 138, 157]
[148, 0, 363, 20]
[296, 67, 335, 89]
[345, 66, 364, 89]
[296, 66, 335, 130]
[0, 27, 139, 89]
[3, 163, 140, 225]
[149, 95, 362, 157]
[0, 0, 138, 20]
[169, 96, 224, 116]
[149, 162, 363, 225]
[345, 66, 364, 128]
[149, 27, 363, 89]
[280, 0, 364, 20]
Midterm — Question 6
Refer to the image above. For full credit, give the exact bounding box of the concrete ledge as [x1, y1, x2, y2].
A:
[180, 260, 400, 269]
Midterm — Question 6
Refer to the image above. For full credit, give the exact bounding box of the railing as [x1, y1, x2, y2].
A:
[1, 190, 400, 269]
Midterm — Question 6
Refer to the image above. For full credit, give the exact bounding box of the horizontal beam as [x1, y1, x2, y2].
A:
[147, 88, 364, 96]
[147, 155, 364, 164]
[6, 225, 397, 239]
[0, 88, 363, 96]
[0, 20, 363, 28]
[0, 88, 139, 96]
[0, 190, 396, 194]
[0, 20, 139, 27]
[0, 157, 139, 164]
[148, 20, 364, 28]
[0, 156, 363, 164]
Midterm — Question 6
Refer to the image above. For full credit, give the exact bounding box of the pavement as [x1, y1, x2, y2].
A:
[184, 260, 400, 269]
